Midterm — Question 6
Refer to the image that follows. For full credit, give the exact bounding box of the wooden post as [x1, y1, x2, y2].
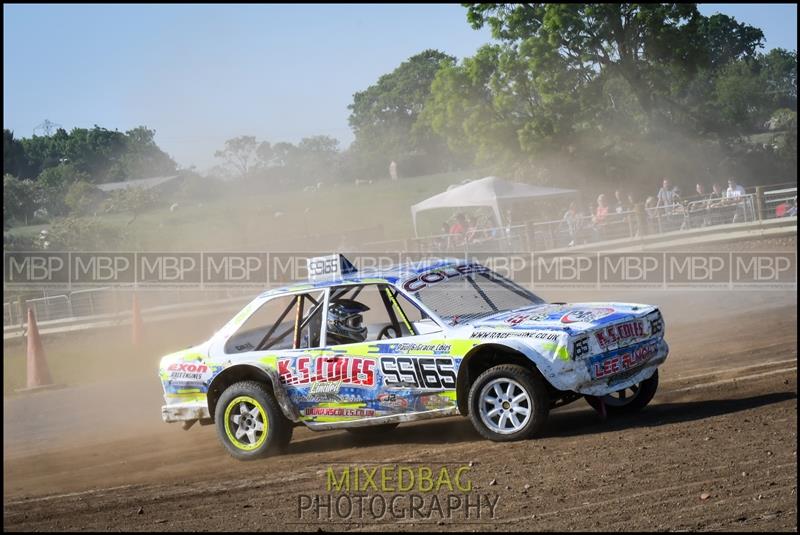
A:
[755, 186, 764, 221]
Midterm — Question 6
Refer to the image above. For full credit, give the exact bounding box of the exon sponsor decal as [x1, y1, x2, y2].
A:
[594, 320, 646, 348]
[167, 362, 210, 381]
[303, 407, 375, 417]
[380, 357, 457, 389]
[279, 356, 375, 387]
[560, 308, 615, 324]
[377, 393, 409, 410]
[471, 330, 560, 342]
[401, 263, 488, 292]
[590, 342, 658, 380]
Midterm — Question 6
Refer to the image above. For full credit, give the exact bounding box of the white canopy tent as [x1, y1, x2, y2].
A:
[410, 176, 576, 236]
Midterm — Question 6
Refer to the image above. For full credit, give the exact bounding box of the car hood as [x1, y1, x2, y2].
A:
[466, 302, 657, 333]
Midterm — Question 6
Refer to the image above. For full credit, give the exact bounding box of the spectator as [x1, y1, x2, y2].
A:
[471, 215, 495, 242]
[776, 196, 797, 218]
[775, 199, 791, 218]
[689, 183, 711, 228]
[449, 212, 466, 235]
[614, 190, 627, 214]
[787, 196, 798, 217]
[709, 182, 724, 201]
[590, 194, 609, 241]
[593, 194, 609, 224]
[725, 178, 747, 223]
[695, 183, 708, 199]
[656, 178, 678, 217]
[726, 178, 745, 199]
[464, 214, 478, 243]
[562, 201, 580, 247]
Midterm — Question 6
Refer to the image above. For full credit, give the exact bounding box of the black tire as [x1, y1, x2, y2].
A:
[468, 364, 549, 442]
[345, 422, 399, 436]
[214, 380, 293, 460]
[590, 369, 659, 416]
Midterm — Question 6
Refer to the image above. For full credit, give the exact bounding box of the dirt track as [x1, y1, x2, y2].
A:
[3, 289, 797, 532]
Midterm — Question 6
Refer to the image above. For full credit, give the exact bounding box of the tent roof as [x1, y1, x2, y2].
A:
[411, 176, 575, 215]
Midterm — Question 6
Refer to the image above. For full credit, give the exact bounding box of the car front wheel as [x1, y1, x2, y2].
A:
[590, 369, 659, 416]
[468, 364, 549, 442]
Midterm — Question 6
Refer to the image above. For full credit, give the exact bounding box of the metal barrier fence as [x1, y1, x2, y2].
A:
[763, 187, 798, 220]
[3, 286, 254, 328]
[364, 192, 774, 253]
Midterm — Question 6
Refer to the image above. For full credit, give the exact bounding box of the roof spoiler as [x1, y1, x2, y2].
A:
[306, 254, 357, 282]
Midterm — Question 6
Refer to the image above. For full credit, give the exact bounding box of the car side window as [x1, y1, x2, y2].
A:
[391, 289, 443, 335]
[224, 291, 325, 354]
[323, 284, 441, 344]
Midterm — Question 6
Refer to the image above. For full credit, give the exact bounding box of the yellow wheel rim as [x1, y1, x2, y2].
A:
[224, 395, 269, 451]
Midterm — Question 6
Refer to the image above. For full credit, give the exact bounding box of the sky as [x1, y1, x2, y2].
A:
[3, 3, 798, 171]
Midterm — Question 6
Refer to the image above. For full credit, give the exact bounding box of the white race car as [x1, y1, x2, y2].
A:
[159, 255, 668, 459]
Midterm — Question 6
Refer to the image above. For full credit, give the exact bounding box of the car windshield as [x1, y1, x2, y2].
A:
[401, 265, 546, 325]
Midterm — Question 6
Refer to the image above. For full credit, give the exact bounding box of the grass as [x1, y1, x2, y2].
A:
[6, 169, 486, 251]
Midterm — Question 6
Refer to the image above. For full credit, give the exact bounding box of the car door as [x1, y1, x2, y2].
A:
[319, 283, 459, 421]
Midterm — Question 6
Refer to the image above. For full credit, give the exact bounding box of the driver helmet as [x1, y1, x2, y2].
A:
[327, 299, 369, 345]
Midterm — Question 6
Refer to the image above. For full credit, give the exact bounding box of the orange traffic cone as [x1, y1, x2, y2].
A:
[24, 307, 54, 389]
[131, 293, 143, 347]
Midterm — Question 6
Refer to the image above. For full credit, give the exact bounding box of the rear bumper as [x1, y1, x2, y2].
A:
[162, 403, 211, 423]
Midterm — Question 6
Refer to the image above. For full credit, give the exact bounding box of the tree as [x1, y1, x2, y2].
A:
[37, 163, 90, 188]
[3, 175, 38, 227]
[294, 135, 341, 185]
[348, 49, 457, 178]
[214, 136, 259, 179]
[14, 125, 176, 184]
[3, 130, 28, 178]
[111, 126, 178, 180]
[64, 181, 104, 216]
[422, 38, 588, 170]
[465, 4, 764, 125]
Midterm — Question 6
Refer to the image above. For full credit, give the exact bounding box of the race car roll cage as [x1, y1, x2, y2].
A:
[250, 283, 433, 353]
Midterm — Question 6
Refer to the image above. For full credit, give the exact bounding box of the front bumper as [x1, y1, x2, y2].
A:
[572, 338, 669, 396]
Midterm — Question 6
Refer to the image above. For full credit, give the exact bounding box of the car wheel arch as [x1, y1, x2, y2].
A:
[207, 364, 300, 423]
[456, 343, 547, 416]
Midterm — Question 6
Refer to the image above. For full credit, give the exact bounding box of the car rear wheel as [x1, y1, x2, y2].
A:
[468, 364, 549, 442]
[588, 369, 659, 416]
[215, 380, 292, 460]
